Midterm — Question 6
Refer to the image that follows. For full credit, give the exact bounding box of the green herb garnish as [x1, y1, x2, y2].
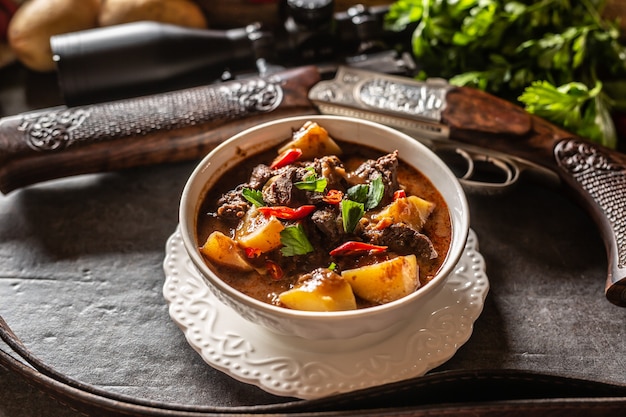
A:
[280, 224, 314, 256]
[242, 188, 264, 207]
[346, 184, 369, 204]
[384, 0, 626, 148]
[341, 199, 365, 234]
[295, 168, 327, 192]
[518, 80, 616, 148]
[346, 176, 384, 210]
[366, 176, 384, 210]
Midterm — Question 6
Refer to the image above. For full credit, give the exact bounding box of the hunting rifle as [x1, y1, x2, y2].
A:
[0, 19, 624, 307]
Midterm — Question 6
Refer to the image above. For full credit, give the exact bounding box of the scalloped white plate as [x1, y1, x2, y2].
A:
[163, 227, 488, 400]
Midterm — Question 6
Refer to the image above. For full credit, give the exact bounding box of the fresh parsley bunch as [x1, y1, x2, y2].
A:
[385, 0, 626, 148]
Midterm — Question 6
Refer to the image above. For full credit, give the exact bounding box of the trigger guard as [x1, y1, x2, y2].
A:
[454, 148, 476, 181]
[458, 154, 521, 195]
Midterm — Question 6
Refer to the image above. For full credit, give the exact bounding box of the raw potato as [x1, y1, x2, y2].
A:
[279, 270, 357, 312]
[278, 121, 343, 160]
[200, 231, 253, 271]
[99, 0, 207, 29]
[342, 255, 420, 304]
[235, 207, 285, 253]
[8, 0, 101, 72]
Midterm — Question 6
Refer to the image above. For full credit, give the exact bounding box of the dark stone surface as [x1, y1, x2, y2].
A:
[1, 63, 625, 416]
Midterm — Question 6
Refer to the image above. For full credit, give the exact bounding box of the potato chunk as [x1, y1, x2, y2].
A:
[374, 195, 435, 231]
[200, 231, 253, 271]
[278, 121, 343, 159]
[279, 268, 357, 311]
[235, 207, 284, 253]
[342, 255, 419, 304]
[8, 0, 101, 72]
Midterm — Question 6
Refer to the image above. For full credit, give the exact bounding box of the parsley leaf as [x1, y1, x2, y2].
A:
[346, 176, 384, 210]
[280, 224, 314, 256]
[242, 188, 264, 207]
[295, 168, 328, 192]
[518, 80, 616, 147]
[385, 0, 626, 148]
[346, 184, 369, 203]
[366, 176, 385, 210]
[341, 199, 364, 234]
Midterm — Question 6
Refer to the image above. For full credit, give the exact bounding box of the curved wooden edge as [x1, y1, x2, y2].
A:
[3, 312, 626, 417]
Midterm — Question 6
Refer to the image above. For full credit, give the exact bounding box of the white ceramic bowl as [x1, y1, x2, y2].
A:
[179, 115, 469, 340]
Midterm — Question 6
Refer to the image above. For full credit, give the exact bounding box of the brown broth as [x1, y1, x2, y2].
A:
[196, 141, 452, 308]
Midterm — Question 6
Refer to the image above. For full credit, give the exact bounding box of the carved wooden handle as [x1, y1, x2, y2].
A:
[553, 137, 626, 307]
[443, 86, 626, 307]
[0, 66, 321, 193]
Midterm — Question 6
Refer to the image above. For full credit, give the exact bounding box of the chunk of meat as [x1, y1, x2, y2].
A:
[216, 184, 250, 219]
[349, 151, 399, 205]
[361, 223, 437, 260]
[262, 166, 306, 206]
[310, 155, 348, 191]
[248, 164, 273, 189]
[215, 164, 273, 219]
[262, 156, 348, 206]
[310, 206, 344, 244]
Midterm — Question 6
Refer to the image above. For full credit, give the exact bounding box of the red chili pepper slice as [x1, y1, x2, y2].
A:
[322, 189, 343, 204]
[393, 189, 406, 200]
[329, 241, 388, 256]
[258, 205, 315, 220]
[270, 148, 303, 169]
[245, 247, 262, 258]
[265, 260, 284, 280]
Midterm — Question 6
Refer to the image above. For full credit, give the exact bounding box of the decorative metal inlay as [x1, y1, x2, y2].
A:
[18, 109, 89, 151]
[358, 78, 448, 120]
[223, 75, 283, 113]
[18, 76, 284, 152]
[308, 66, 450, 127]
[555, 138, 626, 268]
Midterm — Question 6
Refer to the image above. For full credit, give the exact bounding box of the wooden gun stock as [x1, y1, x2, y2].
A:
[442, 87, 626, 307]
[0, 66, 321, 193]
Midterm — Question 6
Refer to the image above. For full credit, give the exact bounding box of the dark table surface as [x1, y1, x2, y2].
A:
[1, 62, 626, 417]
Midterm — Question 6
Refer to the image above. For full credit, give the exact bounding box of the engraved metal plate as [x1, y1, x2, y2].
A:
[309, 66, 451, 140]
